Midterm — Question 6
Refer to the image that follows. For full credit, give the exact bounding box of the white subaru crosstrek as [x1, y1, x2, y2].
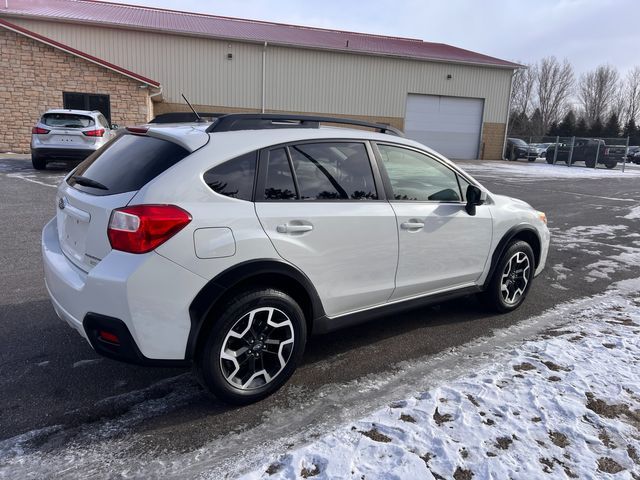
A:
[42, 114, 550, 404]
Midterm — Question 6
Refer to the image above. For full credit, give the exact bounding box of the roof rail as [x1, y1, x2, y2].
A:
[205, 113, 404, 136]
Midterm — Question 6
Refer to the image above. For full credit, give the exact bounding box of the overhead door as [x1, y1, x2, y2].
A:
[404, 94, 484, 160]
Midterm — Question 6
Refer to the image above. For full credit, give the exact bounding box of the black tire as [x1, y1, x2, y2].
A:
[480, 240, 535, 313]
[546, 155, 554, 164]
[528, 156, 536, 162]
[194, 288, 307, 405]
[585, 159, 596, 168]
[509, 150, 517, 161]
[605, 162, 617, 169]
[31, 152, 47, 170]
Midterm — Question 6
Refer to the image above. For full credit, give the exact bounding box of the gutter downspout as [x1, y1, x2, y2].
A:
[147, 84, 163, 122]
[502, 68, 517, 160]
[261, 41, 267, 113]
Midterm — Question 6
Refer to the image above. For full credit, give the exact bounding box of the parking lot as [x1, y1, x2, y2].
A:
[1, 155, 640, 477]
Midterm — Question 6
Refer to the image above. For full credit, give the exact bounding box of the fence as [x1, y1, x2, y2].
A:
[507, 135, 631, 172]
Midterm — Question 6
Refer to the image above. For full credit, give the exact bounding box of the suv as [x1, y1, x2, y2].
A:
[42, 114, 550, 405]
[31, 109, 116, 170]
[545, 138, 624, 169]
[505, 138, 538, 162]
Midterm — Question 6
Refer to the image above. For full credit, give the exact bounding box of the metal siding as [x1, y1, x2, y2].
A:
[9, 18, 511, 123]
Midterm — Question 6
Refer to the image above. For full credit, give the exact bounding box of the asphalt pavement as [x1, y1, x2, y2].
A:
[0, 154, 639, 476]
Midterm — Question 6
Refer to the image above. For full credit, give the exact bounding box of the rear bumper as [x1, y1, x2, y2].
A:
[32, 147, 96, 160]
[42, 217, 207, 362]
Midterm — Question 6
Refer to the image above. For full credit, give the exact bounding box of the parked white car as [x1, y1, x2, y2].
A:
[42, 114, 550, 404]
[31, 109, 116, 170]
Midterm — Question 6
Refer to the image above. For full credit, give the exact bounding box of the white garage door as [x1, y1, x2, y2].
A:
[404, 94, 484, 160]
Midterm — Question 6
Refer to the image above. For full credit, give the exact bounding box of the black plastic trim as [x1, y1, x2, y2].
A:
[186, 259, 326, 361]
[83, 313, 189, 367]
[32, 148, 96, 160]
[482, 225, 541, 290]
[313, 285, 481, 334]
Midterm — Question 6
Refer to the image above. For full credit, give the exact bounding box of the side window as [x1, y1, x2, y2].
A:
[264, 148, 297, 200]
[377, 144, 462, 202]
[97, 114, 109, 129]
[204, 151, 256, 201]
[288, 142, 377, 200]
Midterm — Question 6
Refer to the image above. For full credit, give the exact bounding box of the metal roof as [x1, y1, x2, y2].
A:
[0, 17, 161, 86]
[0, 0, 520, 69]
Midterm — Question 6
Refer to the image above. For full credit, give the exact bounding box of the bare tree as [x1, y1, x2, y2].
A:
[535, 56, 574, 132]
[578, 65, 620, 124]
[622, 66, 640, 124]
[510, 64, 536, 116]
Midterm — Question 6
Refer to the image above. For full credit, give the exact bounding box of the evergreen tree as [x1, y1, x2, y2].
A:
[603, 112, 620, 138]
[530, 108, 543, 137]
[547, 121, 560, 136]
[557, 110, 576, 137]
[589, 117, 604, 137]
[575, 117, 588, 137]
[622, 118, 638, 143]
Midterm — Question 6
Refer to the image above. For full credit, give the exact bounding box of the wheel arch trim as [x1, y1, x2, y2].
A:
[186, 258, 325, 361]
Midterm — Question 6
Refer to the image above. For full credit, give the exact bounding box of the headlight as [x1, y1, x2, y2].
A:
[536, 211, 547, 225]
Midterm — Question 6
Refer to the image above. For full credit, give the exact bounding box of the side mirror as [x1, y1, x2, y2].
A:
[111, 124, 119, 130]
[465, 185, 483, 216]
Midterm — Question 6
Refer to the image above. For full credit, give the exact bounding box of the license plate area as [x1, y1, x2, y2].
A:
[58, 206, 90, 267]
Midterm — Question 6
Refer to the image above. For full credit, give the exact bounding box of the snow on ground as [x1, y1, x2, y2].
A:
[624, 206, 640, 220]
[240, 280, 640, 480]
[458, 160, 640, 182]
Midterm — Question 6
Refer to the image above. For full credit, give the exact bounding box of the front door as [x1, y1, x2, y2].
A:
[375, 143, 493, 300]
[254, 141, 398, 317]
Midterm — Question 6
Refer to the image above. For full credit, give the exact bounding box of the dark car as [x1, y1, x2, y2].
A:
[505, 138, 538, 162]
[545, 138, 624, 169]
[626, 146, 640, 162]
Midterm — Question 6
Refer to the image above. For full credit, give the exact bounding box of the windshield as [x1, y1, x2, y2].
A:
[510, 138, 527, 146]
[42, 113, 94, 129]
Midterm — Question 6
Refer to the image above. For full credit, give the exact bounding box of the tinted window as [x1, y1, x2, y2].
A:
[204, 152, 256, 201]
[42, 113, 94, 128]
[68, 134, 189, 196]
[264, 148, 296, 200]
[377, 144, 462, 202]
[289, 143, 377, 200]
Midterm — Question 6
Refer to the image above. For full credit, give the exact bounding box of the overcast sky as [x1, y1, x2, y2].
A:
[110, 0, 638, 76]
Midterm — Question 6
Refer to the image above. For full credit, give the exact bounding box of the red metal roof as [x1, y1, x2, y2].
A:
[0, 17, 161, 86]
[0, 0, 520, 69]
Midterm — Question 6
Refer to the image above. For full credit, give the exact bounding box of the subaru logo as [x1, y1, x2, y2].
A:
[58, 197, 66, 210]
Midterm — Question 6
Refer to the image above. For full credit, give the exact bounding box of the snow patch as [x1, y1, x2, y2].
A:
[623, 205, 640, 219]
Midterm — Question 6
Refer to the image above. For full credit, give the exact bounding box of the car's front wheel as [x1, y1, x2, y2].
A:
[195, 288, 307, 405]
[480, 240, 534, 313]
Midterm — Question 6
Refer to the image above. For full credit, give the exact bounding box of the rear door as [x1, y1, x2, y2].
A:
[254, 141, 398, 317]
[57, 133, 191, 271]
[374, 143, 493, 300]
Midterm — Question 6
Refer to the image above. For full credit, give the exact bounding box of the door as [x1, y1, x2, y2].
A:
[375, 143, 493, 300]
[254, 141, 398, 317]
[404, 94, 484, 160]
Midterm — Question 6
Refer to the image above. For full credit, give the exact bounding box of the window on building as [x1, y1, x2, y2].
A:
[63, 92, 111, 123]
[203, 151, 257, 201]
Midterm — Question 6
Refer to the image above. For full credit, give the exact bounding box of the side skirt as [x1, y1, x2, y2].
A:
[312, 285, 482, 335]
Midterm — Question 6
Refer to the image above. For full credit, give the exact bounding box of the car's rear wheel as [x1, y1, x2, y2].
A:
[528, 156, 536, 162]
[195, 288, 307, 405]
[605, 162, 617, 169]
[480, 241, 534, 313]
[31, 153, 46, 170]
[509, 150, 517, 161]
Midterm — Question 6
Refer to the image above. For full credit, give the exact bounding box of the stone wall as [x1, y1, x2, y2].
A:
[0, 28, 151, 153]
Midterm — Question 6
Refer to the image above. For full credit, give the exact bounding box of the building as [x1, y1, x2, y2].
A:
[0, 0, 519, 159]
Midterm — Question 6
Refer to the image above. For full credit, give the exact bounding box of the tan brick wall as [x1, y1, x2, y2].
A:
[0, 29, 152, 153]
[155, 102, 404, 131]
[481, 122, 506, 160]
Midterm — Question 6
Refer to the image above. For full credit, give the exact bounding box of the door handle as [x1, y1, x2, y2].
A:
[400, 221, 425, 230]
[276, 224, 314, 234]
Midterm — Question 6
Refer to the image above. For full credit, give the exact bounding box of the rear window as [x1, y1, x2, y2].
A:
[67, 134, 190, 196]
[42, 113, 94, 128]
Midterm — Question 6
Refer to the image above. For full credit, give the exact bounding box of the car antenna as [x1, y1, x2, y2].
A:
[181, 93, 204, 123]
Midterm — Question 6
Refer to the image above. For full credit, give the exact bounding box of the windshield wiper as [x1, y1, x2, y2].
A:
[71, 175, 108, 190]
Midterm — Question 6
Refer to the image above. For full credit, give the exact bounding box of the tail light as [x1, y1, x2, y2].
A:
[107, 205, 191, 254]
[32, 126, 50, 135]
[82, 128, 105, 137]
[604, 147, 610, 156]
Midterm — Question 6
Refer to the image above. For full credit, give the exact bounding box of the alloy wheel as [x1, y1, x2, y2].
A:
[500, 251, 531, 305]
[219, 307, 295, 390]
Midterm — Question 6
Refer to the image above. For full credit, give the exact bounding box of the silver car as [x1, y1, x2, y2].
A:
[30, 109, 116, 170]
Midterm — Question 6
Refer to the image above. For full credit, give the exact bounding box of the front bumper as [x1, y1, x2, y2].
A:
[42, 218, 207, 363]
